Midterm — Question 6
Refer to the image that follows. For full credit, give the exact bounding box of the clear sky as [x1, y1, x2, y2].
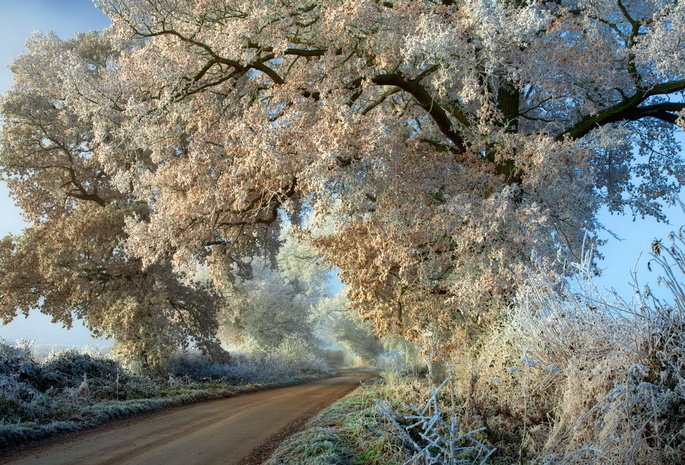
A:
[0, 0, 683, 346]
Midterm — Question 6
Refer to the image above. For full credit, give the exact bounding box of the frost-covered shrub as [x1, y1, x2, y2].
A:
[459, 242, 685, 463]
[42, 349, 123, 389]
[369, 230, 685, 463]
[374, 348, 427, 378]
[0, 376, 47, 423]
[0, 341, 56, 425]
[0, 341, 33, 373]
[268, 336, 330, 373]
[166, 351, 232, 381]
[376, 378, 496, 464]
[166, 343, 330, 385]
[0, 341, 45, 387]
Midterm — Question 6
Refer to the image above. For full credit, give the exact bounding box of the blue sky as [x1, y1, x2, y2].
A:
[0, 0, 683, 345]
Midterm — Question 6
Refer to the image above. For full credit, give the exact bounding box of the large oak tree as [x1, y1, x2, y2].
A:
[2, 0, 685, 354]
[0, 32, 227, 370]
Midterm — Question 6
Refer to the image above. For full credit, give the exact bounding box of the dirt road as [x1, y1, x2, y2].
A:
[1, 370, 373, 465]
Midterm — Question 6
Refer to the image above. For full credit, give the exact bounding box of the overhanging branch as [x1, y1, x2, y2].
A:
[371, 72, 468, 152]
[559, 80, 685, 140]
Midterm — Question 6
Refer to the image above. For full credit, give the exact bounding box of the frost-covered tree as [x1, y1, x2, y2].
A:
[219, 261, 319, 350]
[219, 224, 332, 350]
[0, 32, 227, 371]
[332, 299, 385, 362]
[3, 1, 685, 353]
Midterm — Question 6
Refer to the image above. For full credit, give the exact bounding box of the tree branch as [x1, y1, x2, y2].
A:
[559, 80, 685, 140]
[209, 178, 297, 230]
[371, 72, 467, 152]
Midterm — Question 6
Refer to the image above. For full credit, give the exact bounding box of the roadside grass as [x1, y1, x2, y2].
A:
[265, 385, 408, 465]
[0, 342, 331, 453]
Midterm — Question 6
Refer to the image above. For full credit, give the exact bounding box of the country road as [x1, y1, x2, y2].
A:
[0, 370, 374, 465]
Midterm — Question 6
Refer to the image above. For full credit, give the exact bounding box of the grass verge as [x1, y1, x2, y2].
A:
[265, 380, 408, 465]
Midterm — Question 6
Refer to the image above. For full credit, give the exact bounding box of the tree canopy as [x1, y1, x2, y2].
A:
[0, 31, 227, 370]
[2, 0, 685, 355]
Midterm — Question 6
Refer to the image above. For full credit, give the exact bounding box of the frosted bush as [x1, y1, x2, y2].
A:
[166, 344, 330, 385]
[0, 340, 42, 382]
[166, 352, 232, 381]
[42, 350, 123, 387]
[0, 375, 46, 423]
[30, 344, 112, 363]
[461, 240, 685, 463]
[270, 336, 330, 373]
[375, 349, 413, 373]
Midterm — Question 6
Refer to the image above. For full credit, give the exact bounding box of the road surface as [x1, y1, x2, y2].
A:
[1, 370, 373, 465]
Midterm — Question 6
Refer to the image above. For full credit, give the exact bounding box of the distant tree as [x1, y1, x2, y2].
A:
[3, 1, 685, 354]
[219, 261, 317, 350]
[0, 32, 227, 371]
[219, 225, 331, 350]
[331, 295, 385, 362]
